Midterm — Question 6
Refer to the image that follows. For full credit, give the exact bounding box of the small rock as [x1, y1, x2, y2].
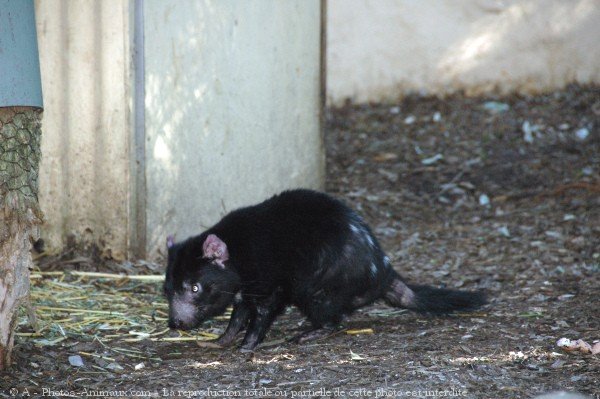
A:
[498, 226, 510, 237]
[404, 115, 416, 124]
[432, 112, 442, 122]
[479, 194, 490, 206]
[522, 121, 535, 143]
[438, 195, 451, 204]
[545, 231, 563, 239]
[68, 355, 84, 367]
[575, 127, 589, 140]
[581, 166, 593, 176]
[482, 101, 509, 114]
[432, 269, 450, 278]
[389, 106, 400, 114]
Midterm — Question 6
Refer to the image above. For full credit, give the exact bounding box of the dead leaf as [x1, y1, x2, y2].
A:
[557, 338, 593, 354]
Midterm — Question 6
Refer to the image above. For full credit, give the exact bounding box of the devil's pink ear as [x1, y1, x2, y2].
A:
[202, 234, 229, 267]
[166, 235, 175, 249]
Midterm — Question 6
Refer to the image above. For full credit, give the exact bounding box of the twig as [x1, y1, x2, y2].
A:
[31, 271, 164, 281]
[36, 306, 125, 315]
[70, 271, 164, 281]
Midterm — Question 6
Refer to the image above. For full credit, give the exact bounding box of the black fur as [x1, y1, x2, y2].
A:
[164, 189, 486, 350]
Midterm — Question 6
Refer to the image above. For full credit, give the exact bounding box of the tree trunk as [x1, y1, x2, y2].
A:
[0, 107, 43, 370]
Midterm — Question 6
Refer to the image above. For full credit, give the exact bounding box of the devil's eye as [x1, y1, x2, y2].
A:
[191, 284, 200, 293]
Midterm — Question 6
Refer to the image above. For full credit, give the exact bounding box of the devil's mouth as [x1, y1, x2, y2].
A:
[174, 316, 205, 330]
[183, 313, 207, 330]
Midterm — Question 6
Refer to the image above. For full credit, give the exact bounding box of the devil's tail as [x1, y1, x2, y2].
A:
[384, 273, 487, 313]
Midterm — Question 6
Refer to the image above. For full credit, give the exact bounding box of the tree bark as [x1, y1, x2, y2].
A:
[0, 107, 43, 370]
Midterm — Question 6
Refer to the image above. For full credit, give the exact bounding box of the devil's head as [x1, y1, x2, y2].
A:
[164, 234, 240, 330]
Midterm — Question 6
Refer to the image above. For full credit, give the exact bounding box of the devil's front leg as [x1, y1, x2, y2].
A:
[217, 296, 252, 347]
[240, 288, 286, 351]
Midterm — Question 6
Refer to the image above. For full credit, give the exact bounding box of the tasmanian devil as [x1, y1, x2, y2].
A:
[164, 189, 486, 350]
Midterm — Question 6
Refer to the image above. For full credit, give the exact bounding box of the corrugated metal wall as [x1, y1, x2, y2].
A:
[143, 1, 323, 258]
[36, 0, 132, 260]
[35, 0, 324, 260]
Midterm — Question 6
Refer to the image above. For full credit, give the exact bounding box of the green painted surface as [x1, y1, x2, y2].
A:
[0, 0, 43, 108]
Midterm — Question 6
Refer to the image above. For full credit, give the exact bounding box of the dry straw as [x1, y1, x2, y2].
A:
[18, 271, 226, 351]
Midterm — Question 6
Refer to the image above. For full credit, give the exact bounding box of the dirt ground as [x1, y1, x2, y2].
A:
[2, 84, 599, 398]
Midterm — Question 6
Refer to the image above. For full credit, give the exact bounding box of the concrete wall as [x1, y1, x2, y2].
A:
[327, 0, 600, 104]
[35, 0, 323, 260]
